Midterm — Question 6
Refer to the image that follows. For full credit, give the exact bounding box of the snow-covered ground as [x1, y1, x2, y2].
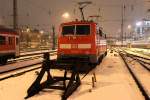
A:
[124, 48, 150, 58]
[0, 52, 144, 100]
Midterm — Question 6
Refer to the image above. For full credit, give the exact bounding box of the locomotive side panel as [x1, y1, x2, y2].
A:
[95, 27, 107, 61]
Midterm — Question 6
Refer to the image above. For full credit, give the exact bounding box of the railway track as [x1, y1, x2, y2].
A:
[0, 65, 41, 81]
[1, 53, 97, 100]
[6, 55, 42, 65]
[0, 53, 94, 83]
[0, 51, 57, 75]
[119, 51, 150, 100]
[127, 54, 150, 71]
[1, 50, 57, 66]
[121, 49, 150, 71]
[0, 61, 42, 75]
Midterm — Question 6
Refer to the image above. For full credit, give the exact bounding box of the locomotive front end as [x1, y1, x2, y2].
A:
[57, 21, 97, 64]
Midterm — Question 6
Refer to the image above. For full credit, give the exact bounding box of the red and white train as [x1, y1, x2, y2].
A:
[0, 27, 19, 64]
[57, 20, 107, 65]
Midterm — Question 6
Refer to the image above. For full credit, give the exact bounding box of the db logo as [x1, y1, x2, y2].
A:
[71, 44, 78, 48]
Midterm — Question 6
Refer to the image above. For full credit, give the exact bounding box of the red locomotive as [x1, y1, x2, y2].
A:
[0, 27, 19, 64]
[57, 2, 107, 68]
[57, 20, 107, 65]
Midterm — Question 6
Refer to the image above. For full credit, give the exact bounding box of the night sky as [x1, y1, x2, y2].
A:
[0, 0, 147, 37]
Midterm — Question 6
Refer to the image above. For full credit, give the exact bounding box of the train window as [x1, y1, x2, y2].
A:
[62, 25, 75, 35]
[0, 36, 6, 45]
[76, 25, 90, 35]
[16, 38, 19, 45]
[8, 37, 13, 45]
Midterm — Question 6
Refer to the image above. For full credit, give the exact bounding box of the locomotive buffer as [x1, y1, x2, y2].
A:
[25, 53, 82, 100]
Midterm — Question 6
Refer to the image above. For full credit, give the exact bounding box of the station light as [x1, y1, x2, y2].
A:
[127, 25, 132, 29]
[40, 30, 44, 34]
[62, 12, 70, 19]
[136, 21, 142, 27]
[26, 28, 30, 32]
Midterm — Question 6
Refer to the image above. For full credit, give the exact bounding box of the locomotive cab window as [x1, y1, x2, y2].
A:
[62, 25, 75, 35]
[0, 36, 6, 45]
[76, 25, 90, 35]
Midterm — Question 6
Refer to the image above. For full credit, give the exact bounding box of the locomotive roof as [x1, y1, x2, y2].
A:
[0, 27, 18, 35]
[61, 20, 96, 25]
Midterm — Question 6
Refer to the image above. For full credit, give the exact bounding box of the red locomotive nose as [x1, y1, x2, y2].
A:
[57, 21, 107, 64]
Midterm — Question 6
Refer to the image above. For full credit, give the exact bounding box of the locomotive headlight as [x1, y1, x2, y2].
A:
[78, 44, 91, 49]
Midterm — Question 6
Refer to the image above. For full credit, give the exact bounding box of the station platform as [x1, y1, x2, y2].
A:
[0, 51, 144, 100]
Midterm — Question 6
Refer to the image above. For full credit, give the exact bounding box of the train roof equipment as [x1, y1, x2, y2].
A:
[77, 1, 92, 21]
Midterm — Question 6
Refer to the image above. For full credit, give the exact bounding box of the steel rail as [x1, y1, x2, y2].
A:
[118, 50, 150, 71]
[130, 56, 150, 72]
[0, 51, 56, 66]
[119, 52, 150, 100]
